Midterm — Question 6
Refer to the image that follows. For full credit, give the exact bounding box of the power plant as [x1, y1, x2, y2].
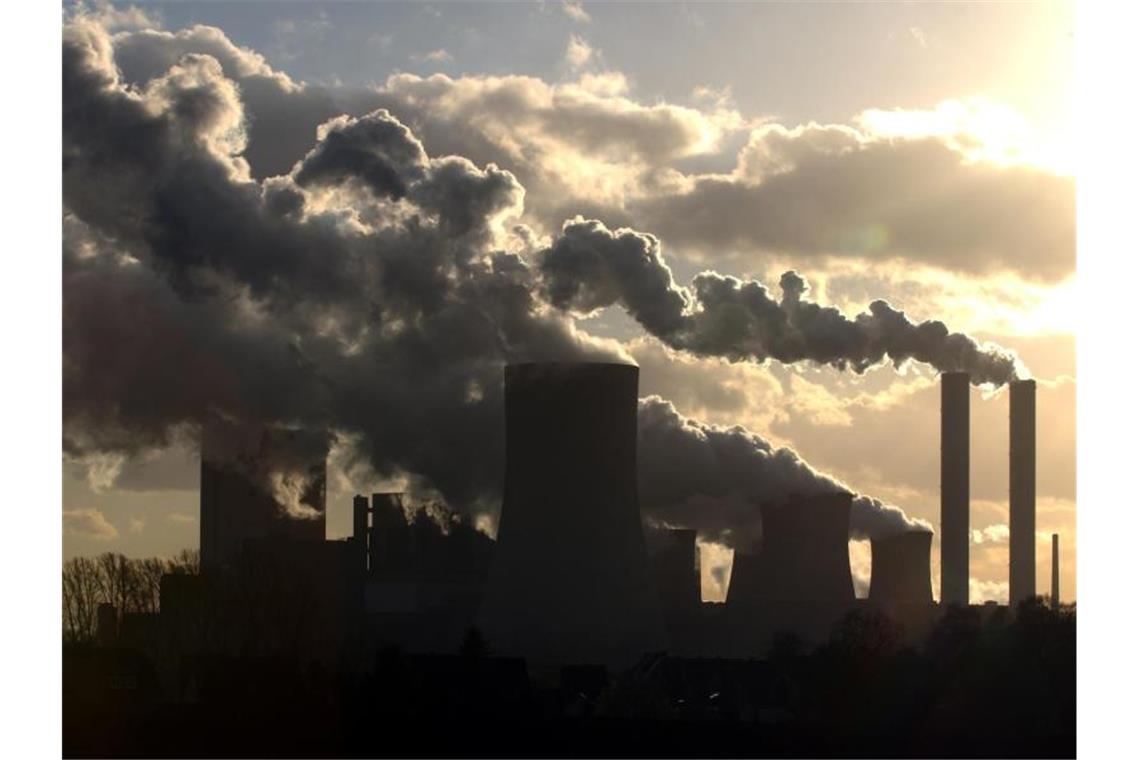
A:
[477, 362, 666, 665]
[151, 362, 1048, 668]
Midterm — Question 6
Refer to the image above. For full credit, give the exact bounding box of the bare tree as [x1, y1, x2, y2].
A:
[62, 556, 102, 643]
[62, 549, 202, 642]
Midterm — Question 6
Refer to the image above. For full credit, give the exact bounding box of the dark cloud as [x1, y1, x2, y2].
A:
[541, 220, 1024, 385]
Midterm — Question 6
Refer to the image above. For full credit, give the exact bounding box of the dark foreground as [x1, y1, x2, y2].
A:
[63, 601, 1075, 758]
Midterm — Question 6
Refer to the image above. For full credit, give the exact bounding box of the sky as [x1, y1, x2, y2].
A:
[61, 1, 1075, 604]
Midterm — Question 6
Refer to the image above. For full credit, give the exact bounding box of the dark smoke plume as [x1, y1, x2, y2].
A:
[541, 218, 1024, 386]
[64, 11, 947, 544]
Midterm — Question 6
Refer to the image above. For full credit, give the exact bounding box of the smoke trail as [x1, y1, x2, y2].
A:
[540, 218, 1024, 385]
[637, 396, 929, 547]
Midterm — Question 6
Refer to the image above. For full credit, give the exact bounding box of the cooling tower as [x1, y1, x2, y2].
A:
[650, 528, 701, 610]
[727, 492, 856, 606]
[869, 531, 934, 606]
[478, 362, 666, 665]
[941, 372, 970, 606]
[1009, 379, 1037, 605]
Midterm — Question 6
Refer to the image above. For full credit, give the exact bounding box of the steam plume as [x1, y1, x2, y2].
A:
[541, 218, 1024, 385]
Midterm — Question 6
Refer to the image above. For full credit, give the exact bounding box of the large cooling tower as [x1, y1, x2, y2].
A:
[869, 531, 934, 606]
[478, 362, 666, 665]
[941, 372, 970, 606]
[1009, 379, 1037, 605]
[727, 492, 856, 606]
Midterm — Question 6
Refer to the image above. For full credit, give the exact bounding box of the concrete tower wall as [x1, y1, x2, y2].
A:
[1010, 379, 1037, 605]
[727, 492, 855, 606]
[869, 531, 934, 605]
[941, 372, 970, 605]
[651, 528, 701, 610]
[370, 492, 410, 577]
[478, 362, 665, 665]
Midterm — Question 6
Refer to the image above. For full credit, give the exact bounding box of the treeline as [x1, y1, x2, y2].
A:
[62, 550, 199, 643]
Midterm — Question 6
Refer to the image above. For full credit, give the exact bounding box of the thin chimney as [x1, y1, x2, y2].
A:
[941, 372, 970, 605]
[1051, 532, 1060, 610]
[1009, 379, 1037, 605]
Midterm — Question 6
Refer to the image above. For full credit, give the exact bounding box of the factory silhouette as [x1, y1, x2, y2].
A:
[63, 362, 1075, 757]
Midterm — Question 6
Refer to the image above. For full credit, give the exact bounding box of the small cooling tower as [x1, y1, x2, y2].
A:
[478, 362, 665, 665]
[869, 531, 934, 606]
[727, 492, 856, 606]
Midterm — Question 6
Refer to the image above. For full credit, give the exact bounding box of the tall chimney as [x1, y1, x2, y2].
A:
[1051, 532, 1060, 610]
[1009, 379, 1037, 605]
[941, 372, 970, 605]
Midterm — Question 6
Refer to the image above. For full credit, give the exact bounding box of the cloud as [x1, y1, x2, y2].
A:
[64, 508, 119, 541]
[129, 518, 146, 534]
[562, 2, 591, 24]
[565, 34, 593, 69]
[98, 18, 1069, 284]
[969, 578, 1009, 604]
[167, 513, 197, 525]
[634, 127, 1074, 281]
[972, 523, 1010, 545]
[415, 49, 452, 63]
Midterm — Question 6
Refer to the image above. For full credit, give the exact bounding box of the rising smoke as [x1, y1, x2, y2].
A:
[540, 218, 1024, 386]
[65, 10, 969, 542]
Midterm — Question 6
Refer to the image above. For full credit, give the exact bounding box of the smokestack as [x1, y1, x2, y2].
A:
[479, 362, 666, 665]
[1009, 379, 1036, 605]
[941, 372, 970, 606]
[1051, 533, 1060, 610]
[869, 531, 935, 606]
[726, 492, 855, 607]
